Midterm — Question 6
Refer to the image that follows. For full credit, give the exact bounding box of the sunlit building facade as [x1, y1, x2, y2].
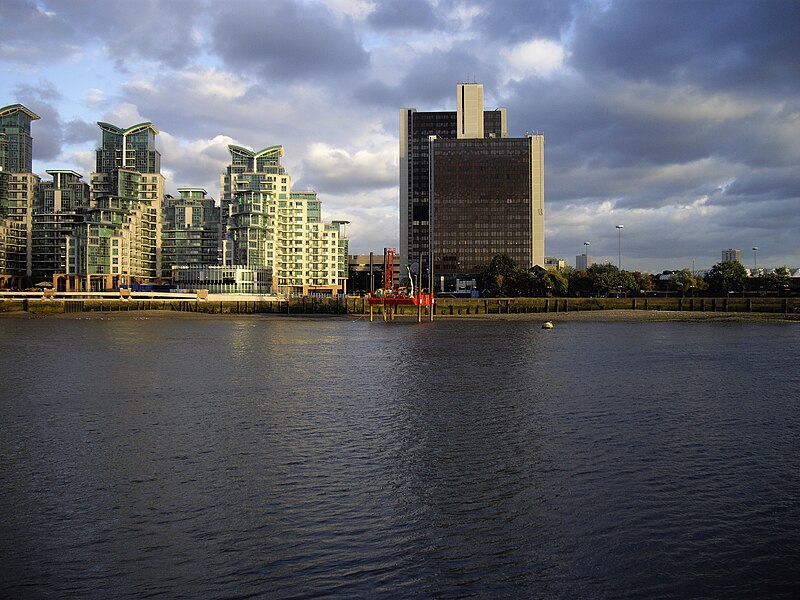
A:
[62, 121, 164, 290]
[0, 104, 41, 281]
[0, 104, 38, 174]
[220, 145, 348, 296]
[0, 104, 353, 294]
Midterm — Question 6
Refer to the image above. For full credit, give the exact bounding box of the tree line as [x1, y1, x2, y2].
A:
[477, 255, 796, 298]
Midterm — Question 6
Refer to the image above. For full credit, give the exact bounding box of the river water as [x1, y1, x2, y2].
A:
[1, 315, 799, 598]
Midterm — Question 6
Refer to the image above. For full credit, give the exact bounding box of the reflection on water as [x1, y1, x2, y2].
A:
[1, 317, 799, 598]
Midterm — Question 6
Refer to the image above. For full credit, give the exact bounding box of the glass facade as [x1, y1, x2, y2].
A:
[32, 170, 89, 280]
[431, 137, 533, 274]
[83, 121, 164, 283]
[400, 102, 510, 274]
[219, 145, 348, 296]
[0, 104, 39, 174]
[161, 188, 221, 278]
[400, 85, 543, 285]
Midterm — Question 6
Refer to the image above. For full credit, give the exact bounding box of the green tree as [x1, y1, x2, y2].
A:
[768, 266, 791, 294]
[532, 268, 568, 296]
[617, 270, 638, 295]
[632, 271, 655, 294]
[588, 263, 620, 296]
[479, 254, 520, 297]
[542, 269, 568, 296]
[706, 260, 747, 293]
[507, 267, 535, 296]
[694, 274, 708, 293]
[669, 268, 698, 296]
[566, 268, 593, 297]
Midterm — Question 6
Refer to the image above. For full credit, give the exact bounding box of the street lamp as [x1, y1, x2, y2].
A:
[752, 246, 758, 274]
[616, 224, 624, 270]
[583, 241, 590, 270]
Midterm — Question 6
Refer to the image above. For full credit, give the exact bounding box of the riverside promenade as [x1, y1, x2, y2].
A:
[1, 292, 799, 320]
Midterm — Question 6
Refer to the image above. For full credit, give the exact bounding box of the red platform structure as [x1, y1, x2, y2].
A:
[367, 249, 433, 320]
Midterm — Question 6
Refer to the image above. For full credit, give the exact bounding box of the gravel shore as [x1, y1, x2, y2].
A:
[451, 309, 800, 322]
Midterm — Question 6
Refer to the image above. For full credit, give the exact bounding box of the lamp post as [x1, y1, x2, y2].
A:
[583, 241, 590, 270]
[752, 246, 758, 274]
[616, 224, 624, 270]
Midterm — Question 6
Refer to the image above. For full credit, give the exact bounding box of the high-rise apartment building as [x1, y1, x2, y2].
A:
[0, 104, 38, 174]
[0, 104, 41, 279]
[65, 121, 165, 289]
[220, 144, 348, 296]
[400, 84, 544, 290]
[161, 188, 220, 278]
[32, 170, 89, 281]
[0, 133, 8, 213]
[0, 104, 353, 294]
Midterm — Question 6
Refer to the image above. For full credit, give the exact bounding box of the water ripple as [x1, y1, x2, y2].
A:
[1, 318, 799, 598]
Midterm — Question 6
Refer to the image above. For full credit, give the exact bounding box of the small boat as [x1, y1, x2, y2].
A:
[542, 321, 554, 329]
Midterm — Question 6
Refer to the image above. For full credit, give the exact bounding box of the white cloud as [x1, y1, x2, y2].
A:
[301, 142, 396, 193]
[83, 88, 106, 108]
[102, 102, 147, 126]
[313, 188, 399, 253]
[449, 3, 484, 28]
[318, 0, 375, 21]
[156, 132, 237, 196]
[123, 78, 157, 94]
[612, 83, 756, 123]
[501, 38, 566, 82]
[180, 68, 251, 101]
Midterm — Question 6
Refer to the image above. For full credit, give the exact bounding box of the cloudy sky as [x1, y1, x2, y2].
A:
[2, 0, 798, 271]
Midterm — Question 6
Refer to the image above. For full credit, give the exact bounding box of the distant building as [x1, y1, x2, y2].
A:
[576, 253, 593, 270]
[347, 249, 400, 293]
[544, 257, 566, 270]
[0, 104, 352, 296]
[400, 83, 545, 291]
[722, 248, 741, 263]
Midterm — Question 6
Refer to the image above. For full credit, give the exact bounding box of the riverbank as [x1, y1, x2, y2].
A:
[2, 308, 799, 322]
[456, 309, 800, 322]
[2, 294, 797, 319]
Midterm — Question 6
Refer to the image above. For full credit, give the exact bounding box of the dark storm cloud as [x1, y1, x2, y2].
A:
[354, 48, 496, 111]
[63, 119, 99, 144]
[1, 0, 202, 69]
[211, 1, 369, 81]
[368, 0, 439, 31]
[463, 0, 580, 42]
[12, 81, 64, 160]
[53, 0, 203, 69]
[722, 170, 800, 203]
[353, 80, 407, 111]
[571, 0, 800, 94]
[3, 0, 797, 267]
[395, 48, 500, 107]
[0, 0, 79, 61]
